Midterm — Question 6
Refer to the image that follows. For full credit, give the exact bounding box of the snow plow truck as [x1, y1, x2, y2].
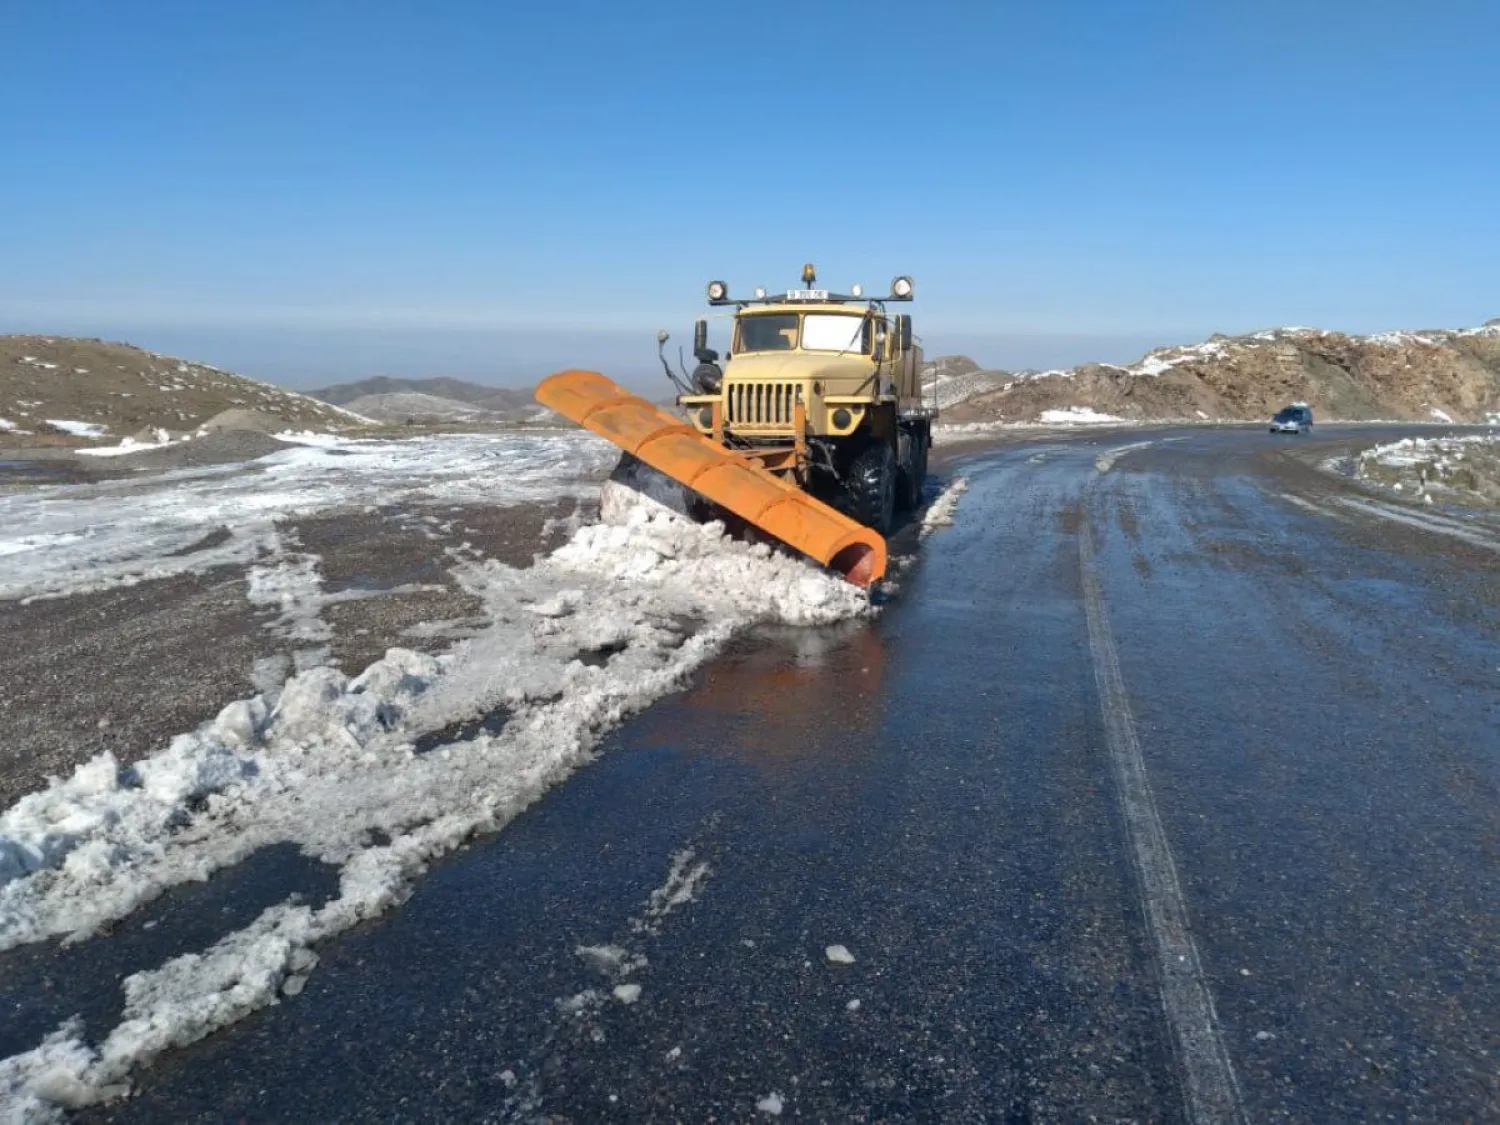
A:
[535, 265, 937, 589]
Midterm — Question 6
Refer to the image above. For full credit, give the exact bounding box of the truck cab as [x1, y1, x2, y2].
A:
[670, 266, 935, 533]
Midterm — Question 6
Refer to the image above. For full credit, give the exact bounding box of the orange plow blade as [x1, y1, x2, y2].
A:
[536, 370, 886, 587]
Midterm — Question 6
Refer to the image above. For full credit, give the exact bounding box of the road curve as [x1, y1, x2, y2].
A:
[73, 426, 1500, 1122]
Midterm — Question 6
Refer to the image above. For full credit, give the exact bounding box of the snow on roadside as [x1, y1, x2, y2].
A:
[0, 476, 871, 1117]
[0, 430, 619, 603]
[74, 430, 179, 458]
[920, 477, 968, 538]
[1354, 434, 1500, 509]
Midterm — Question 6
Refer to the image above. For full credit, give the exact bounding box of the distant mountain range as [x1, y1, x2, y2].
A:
[929, 320, 1500, 424]
[7, 323, 1497, 452]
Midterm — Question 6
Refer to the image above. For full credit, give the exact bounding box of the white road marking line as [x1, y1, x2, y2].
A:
[1337, 496, 1500, 553]
[1079, 522, 1246, 1124]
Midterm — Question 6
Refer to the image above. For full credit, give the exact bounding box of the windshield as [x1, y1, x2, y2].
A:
[801, 314, 869, 353]
[734, 313, 872, 354]
[1274, 408, 1301, 421]
[736, 315, 798, 352]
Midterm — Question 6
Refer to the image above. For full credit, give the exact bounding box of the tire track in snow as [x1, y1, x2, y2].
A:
[1078, 519, 1245, 1125]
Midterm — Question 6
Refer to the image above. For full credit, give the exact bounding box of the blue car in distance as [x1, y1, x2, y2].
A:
[1269, 403, 1314, 434]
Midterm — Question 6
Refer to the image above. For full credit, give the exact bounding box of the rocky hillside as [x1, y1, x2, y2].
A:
[337, 390, 553, 424]
[934, 321, 1500, 425]
[312, 375, 535, 412]
[308, 375, 551, 425]
[0, 336, 364, 444]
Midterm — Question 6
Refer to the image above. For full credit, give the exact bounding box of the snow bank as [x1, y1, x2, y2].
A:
[0, 474, 871, 1115]
[0, 430, 619, 602]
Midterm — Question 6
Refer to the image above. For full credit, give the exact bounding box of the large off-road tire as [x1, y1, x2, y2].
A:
[897, 423, 929, 510]
[842, 441, 896, 535]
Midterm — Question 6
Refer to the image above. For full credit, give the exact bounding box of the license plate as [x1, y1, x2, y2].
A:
[785, 288, 829, 301]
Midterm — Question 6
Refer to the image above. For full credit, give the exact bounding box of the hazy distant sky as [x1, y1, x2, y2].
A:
[2, 0, 1497, 390]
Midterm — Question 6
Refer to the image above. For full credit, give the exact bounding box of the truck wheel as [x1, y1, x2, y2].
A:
[896, 427, 920, 510]
[897, 424, 929, 509]
[844, 442, 896, 534]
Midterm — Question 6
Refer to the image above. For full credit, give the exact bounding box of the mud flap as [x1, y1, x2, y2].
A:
[536, 370, 887, 587]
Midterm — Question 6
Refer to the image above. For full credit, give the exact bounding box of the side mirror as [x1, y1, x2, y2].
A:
[693, 319, 709, 357]
[898, 315, 912, 351]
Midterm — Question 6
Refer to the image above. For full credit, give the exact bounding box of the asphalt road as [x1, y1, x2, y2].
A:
[52, 427, 1500, 1121]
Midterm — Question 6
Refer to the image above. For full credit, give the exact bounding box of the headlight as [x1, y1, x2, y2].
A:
[832, 408, 852, 429]
[698, 407, 713, 428]
[891, 275, 914, 299]
[707, 280, 728, 301]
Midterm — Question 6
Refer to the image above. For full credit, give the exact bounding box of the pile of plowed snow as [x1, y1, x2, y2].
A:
[0, 469, 871, 1118]
[1355, 434, 1500, 508]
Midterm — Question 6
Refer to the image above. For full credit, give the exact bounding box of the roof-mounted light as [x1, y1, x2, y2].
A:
[891, 275, 914, 299]
[801, 262, 817, 286]
[707, 280, 728, 302]
[754, 286, 767, 299]
[851, 283, 864, 298]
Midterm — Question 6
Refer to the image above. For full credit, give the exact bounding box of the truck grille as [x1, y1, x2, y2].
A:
[727, 382, 802, 428]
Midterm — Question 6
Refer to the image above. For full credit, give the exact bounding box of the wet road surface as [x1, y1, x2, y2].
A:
[66, 427, 1500, 1120]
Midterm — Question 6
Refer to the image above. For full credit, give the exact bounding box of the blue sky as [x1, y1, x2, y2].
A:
[2, 0, 1496, 388]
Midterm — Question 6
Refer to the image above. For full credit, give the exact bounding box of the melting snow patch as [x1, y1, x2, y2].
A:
[632, 846, 711, 935]
[1038, 406, 1126, 425]
[0, 474, 871, 1115]
[825, 944, 856, 965]
[757, 1092, 785, 1116]
[44, 420, 108, 439]
[76, 430, 182, 458]
[0, 430, 618, 602]
[612, 983, 642, 1004]
[1095, 441, 1155, 474]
